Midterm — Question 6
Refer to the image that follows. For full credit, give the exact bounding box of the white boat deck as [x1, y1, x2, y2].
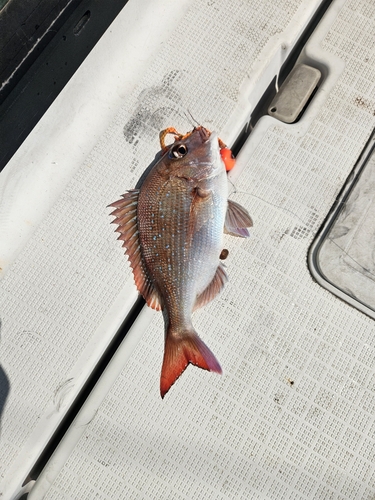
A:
[1, 0, 375, 498]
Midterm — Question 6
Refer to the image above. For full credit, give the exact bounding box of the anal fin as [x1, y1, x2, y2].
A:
[194, 262, 228, 311]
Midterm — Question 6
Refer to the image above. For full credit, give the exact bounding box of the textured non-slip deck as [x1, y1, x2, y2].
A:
[2, 0, 375, 498]
[0, 0, 320, 497]
[28, 0, 375, 499]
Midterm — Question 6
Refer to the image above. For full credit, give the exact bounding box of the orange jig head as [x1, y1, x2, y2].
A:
[218, 137, 236, 171]
[220, 147, 236, 171]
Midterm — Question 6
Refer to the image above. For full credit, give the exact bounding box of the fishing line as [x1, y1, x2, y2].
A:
[149, 107, 192, 127]
[150, 107, 216, 134]
[322, 238, 375, 280]
[185, 109, 201, 127]
[227, 177, 310, 227]
[227, 178, 375, 279]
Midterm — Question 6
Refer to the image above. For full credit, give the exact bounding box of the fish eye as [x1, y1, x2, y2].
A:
[169, 143, 188, 159]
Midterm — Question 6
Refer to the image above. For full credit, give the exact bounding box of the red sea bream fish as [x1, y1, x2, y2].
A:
[109, 126, 252, 397]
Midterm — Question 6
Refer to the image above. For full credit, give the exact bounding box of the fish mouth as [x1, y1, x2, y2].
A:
[208, 131, 218, 144]
[198, 126, 212, 143]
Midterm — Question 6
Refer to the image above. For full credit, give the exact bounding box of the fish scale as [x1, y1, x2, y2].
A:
[109, 126, 253, 397]
[141, 182, 190, 316]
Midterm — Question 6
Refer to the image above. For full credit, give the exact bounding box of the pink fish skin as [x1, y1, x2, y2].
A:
[109, 126, 252, 397]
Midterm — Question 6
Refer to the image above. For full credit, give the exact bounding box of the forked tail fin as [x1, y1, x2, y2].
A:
[160, 329, 222, 398]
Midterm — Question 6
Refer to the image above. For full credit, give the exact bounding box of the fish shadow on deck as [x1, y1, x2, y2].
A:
[0, 320, 10, 439]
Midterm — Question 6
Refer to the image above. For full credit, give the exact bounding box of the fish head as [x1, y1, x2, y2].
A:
[158, 126, 225, 183]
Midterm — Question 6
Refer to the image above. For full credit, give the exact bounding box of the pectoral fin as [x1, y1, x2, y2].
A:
[109, 191, 162, 311]
[225, 199, 253, 237]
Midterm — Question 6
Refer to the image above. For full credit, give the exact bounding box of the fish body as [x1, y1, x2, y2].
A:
[110, 126, 252, 397]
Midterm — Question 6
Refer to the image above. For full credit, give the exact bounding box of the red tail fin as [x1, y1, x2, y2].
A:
[160, 330, 222, 398]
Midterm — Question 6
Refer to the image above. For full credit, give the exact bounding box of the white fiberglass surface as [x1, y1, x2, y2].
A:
[0, 0, 321, 497]
[27, 0, 375, 499]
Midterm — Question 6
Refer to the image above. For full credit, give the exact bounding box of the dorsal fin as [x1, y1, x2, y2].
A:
[194, 262, 228, 311]
[225, 199, 253, 237]
[108, 191, 162, 311]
